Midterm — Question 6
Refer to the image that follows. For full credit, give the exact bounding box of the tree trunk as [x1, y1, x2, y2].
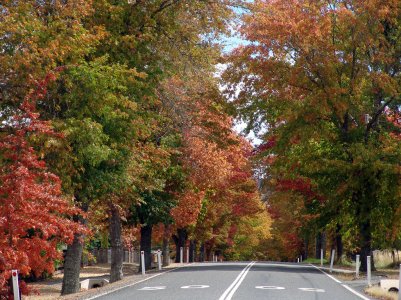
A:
[173, 228, 187, 263]
[354, 188, 375, 272]
[61, 233, 85, 295]
[335, 224, 343, 263]
[162, 224, 171, 267]
[303, 237, 308, 260]
[189, 240, 195, 263]
[359, 220, 375, 272]
[61, 202, 88, 295]
[109, 204, 123, 283]
[140, 224, 152, 270]
[199, 243, 205, 262]
[315, 232, 322, 259]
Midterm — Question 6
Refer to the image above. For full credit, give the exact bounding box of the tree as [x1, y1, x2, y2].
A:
[0, 79, 85, 295]
[224, 0, 401, 271]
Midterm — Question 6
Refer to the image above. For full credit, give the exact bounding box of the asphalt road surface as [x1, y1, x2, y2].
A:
[92, 262, 371, 300]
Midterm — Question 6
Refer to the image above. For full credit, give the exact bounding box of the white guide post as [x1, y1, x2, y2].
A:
[398, 264, 401, 300]
[367, 256, 371, 287]
[356, 255, 360, 278]
[320, 249, 323, 266]
[141, 251, 145, 275]
[330, 249, 335, 273]
[157, 250, 162, 271]
[186, 248, 189, 263]
[297, 257, 300, 263]
[12, 270, 20, 300]
[180, 247, 183, 264]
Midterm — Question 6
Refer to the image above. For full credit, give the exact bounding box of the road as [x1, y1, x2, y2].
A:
[92, 262, 371, 300]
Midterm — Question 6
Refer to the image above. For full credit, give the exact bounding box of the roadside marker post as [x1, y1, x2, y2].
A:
[398, 264, 401, 300]
[186, 248, 189, 263]
[297, 258, 299, 263]
[367, 256, 371, 287]
[330, 249, 335, 273]
[141, 251, 145, 275]
[157, 250, 162, 271]
[356, 255, 360, 278]
[320, 249, 323, 266]
[180, 247, 183, 264]
[12, 270, 20, 300]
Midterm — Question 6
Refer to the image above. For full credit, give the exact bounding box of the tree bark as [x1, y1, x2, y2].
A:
[162, 224, 171, 266]
[61, 233, 85, 295]
[354, 189, 375, 272]
[315, 232, 322, 259]
[140, 224, 152, 270]
[359, 220, 375, 272]
[61, 202, 88, 295]
[189, 240, 195, 263]
[335, 224, 343, 263]
[109, 204, 123, 283]
[303, 237, 308, 260]
[173, 228, 187, 263]
[199, 243, 205, 262]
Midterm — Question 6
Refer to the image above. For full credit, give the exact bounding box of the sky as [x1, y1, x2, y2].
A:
[216, 6, 262, 146]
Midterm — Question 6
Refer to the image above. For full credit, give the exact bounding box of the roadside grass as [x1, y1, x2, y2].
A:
[333, 272, 355, 281]
[365, 286, 398, 300]
[303, 258, 328, 264]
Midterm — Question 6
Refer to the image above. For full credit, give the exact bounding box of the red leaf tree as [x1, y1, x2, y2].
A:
[0, 76, 86, 295]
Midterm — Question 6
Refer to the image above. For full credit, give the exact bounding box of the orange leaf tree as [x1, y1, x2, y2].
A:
[0, 90, 85, 295]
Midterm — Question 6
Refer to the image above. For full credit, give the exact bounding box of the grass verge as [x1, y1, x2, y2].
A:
[365, 286, 398, 300]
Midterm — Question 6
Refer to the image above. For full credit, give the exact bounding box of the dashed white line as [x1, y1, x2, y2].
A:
[218, 261, 255, 300]
[299, 287, 325, 292]
[138, 286, 166, 291]
[255, 286, 285, 290]
[181, 285, 210, 289]
[84, 267, 178, 300]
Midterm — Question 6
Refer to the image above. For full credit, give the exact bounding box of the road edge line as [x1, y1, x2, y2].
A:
[310, 264, 371, 300]
[341, 284, 371, 300]
[84, 267, 179, 300]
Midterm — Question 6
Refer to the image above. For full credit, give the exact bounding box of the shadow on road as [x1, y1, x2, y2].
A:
[170, 262, 321, 274]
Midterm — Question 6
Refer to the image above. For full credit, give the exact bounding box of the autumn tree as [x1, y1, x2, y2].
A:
[0, 78, 85, 295]
[224, 0, 401, 271]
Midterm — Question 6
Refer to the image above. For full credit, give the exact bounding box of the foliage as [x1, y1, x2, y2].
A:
[0, 80, 86, 294]
[224, 0, 401, 264]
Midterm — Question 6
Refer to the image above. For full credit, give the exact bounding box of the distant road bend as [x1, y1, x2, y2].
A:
[91, 261, 371, 300]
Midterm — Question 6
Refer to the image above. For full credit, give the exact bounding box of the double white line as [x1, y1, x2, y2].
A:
[218, 262, 256, 300]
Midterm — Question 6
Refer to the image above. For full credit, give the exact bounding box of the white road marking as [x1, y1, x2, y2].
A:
[181, 285, 210, 289]
[310, 264, 372, 299]
[138, 286, 166, 291]
[84, 267, 179, 300]
[255, 286, 285, 290]
[310, 264, 342, 283]
[299, 287, 325, 292]
[341, 284, 371, 300]
[218, 261, 255, 300]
